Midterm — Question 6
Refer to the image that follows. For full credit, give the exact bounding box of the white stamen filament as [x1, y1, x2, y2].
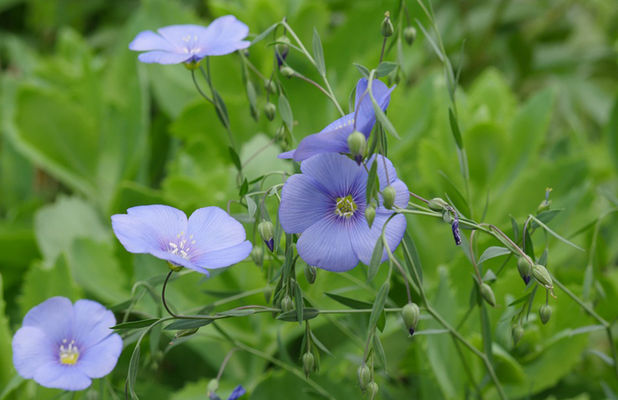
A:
[59, 339, 79, 365]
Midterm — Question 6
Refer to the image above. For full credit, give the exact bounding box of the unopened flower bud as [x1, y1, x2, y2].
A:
[480, 283, 496, 307]
[532, 264, 553, 290]
[404, 26, 417, 45]
[451, 216, 462, 246]
[382, 185, 396, 209]
[381, 12, 394, 37]
[250, 247, 264, 266]
[428, 197, 449, 211]
[357, 365, 371, 390]
[512, 324, 524, 345]
[401, 302, 420, 335]
[304, 264, 317, 284]
[281, 295, 294, 313]
[280, 66, 295, 78]
[258, 221, 274, 251]
[517, 257, 532, 284]
[347, 131, 366, 164]
[275, 36, 290, 66]
[264, 102, 276, 121]
[537, 188, 552, 213]
[539, 304, 552, 324]
[207, 379, 219, 395]
[302, 352, 315, 377]
[264, 79, 277, 94]
[367, 381, 379, 399]
[365, 204, 376, 228]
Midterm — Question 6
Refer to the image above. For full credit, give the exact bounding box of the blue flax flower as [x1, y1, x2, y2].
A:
[210, 385, 246, 400]
[129, 15, 249, 64]
[111, 205, 252, 275]
[279, 78, 394, 162]
[12, 297, 122, 391]
[279, 153, 409, 271]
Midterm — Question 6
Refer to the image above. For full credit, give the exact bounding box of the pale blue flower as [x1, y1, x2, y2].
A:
[12, 297, 122, 391]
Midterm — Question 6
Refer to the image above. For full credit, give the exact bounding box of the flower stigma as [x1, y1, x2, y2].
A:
[334, 195, 357, 218]
[59, 339, 79, 365]
[168, 232, 196, 260]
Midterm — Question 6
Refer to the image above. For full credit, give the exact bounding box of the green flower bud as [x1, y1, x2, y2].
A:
[258, 220, 275, 251]
[276, 36, 290, 59]
[347, 131, 366, 164]
[442, 211, 453, 224]
[532, 264, 553, 290]
[264, 79, 277, 94]
[512, 324, 524, 345]
[539, 304, 552, 324]
[367, 381, 379, 399]
[357, 365, 371, 390]
[404, 26, 417, 45]
[280, 66, 295, 78]
[381, 12, 394, 37]
[304, 264, 317, 284]
[517, 257, 532, 284]
[207, 379, 219, 395]
[302, 352, 315, 377]
[428, 197, 449, 211]
[264, 102, 276, 121]
[281, 295, 294, 313]
[250, 246, 264, 266]
[365, 204, 376, 228]
[401, 303, 420, 335]
[382, 185, 396, 209]
[480, 283, 496, 307]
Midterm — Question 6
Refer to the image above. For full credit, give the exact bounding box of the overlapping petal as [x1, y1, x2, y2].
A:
[78, 335, 123, 379]
[279, 174, 332, 233]
[297, 216, 358, 272]
[72, 300, 118, 349]
[349, 212, 407, 265]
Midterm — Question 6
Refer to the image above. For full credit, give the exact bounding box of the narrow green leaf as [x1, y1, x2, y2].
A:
[477, 246, 510, 265]
[448, 108, 463, 149]
[246, 80, 258, 121]
[373, 334, 387, 368]
[366, 161, 378, 201]
[367, 237, 384, 281]
[510, 216, 520, 243]
[127, 341, 141, 399]
[293, 280, 304, 325]
[325, 292, 372, 309]
[353, 63, 370, 77]
[530, 209, 563, 230]
[310, 331, 333, 356]
[312, 28, 326, 76]
[608, 95, 618, 170]
[376, 62, 397, 78]
[245, 195, 257, 218]
[277, 308, 319, 322]
[508, 292, 531, 307]
[251, 22, 279, 45]
[528, 214, 584, 251]
[112, 319, 159, 331]
[239, 178, 249, 197]
[371, 97, 400, 139]
[0, 375, 24, 400]
[438, 171, 471, 217]
[401, 231, 423, 284]
[212, 89, 230, 128]
[278, 94, 294, 132]
[415, 20, 444, 62]
[229, 147, 241, 170]
[479, 303, 493, 362]
[218, 309, 256, 317]
[368, 282, 389, 331]
[165, 319, 212, 330]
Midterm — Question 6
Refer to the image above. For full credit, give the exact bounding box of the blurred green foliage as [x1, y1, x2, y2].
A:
[0, 0, 617, 399]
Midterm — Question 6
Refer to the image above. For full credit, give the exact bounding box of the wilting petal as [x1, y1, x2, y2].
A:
[137, 51, 192, 64]
[72, 300, 117, 349]
[279, 174, 332, 233]
[33, 362, 92, 391]
[349, 213, 407, 265]
[199, 15, 250, 56]
[12, 326, 56, 379]
[78, 334, 123, 378]
[187, 207, 247, 252]
[23, 296, 72, 341]
[111, 205, 187, 254]
[128, 30, 175, 52]
[300, 153, 364, 197]
[190, 240, 252, 270]
[297, 217, 358, 271]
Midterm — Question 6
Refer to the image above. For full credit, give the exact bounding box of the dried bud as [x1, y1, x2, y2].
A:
[401, 302, 420, 335]
[347, 130, 366, 164]
[382, 185, 396, 209]
[258, 221, 274, 252]
[280, 66, 295, 78]
[367, 382, 379, 399]
[539, 304, 552, 324]
[302, 352, 315, 377]
[264, 102, 276, 121]
[250, 246, 264, 266]
[275, 36, 290, 66]
[357, 365, 371, 390]
[532, 264, 553, 290]
[365, 204, 376, 228]
[404, 26, 417, 45]
[512, 324, 524, 345]
[517, 257, 532, 284]
[207, 379, 219, 395]
[281, 295, 294, 312]
[264, 79, 277, 94]
[428, 197, 449, 211]
[451, 216, 462, 246]
[304, 264, 317, 284]
[381, 12, 394, 37]
[480, 283, 496, 307]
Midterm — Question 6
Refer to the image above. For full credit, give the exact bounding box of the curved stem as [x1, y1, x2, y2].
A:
[161, 270, 180, 319]
[216, 348, 239, 381]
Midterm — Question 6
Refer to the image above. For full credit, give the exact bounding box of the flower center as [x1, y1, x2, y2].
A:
[168, 232, 195, 260]
[59, 339, 79, 365]
[181, 35, 202, 55]
[334, 195, 357, 218]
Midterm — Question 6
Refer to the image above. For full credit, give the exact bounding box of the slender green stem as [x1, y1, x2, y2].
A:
[190, 69, 214, 104]
[215, 348, 238, 381]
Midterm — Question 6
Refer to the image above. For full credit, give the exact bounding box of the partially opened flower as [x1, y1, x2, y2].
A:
[279, 78, 394, 162]
[12, 297, 122, 391]
[279, 153, 409, 271]
[111, 205, 252, 275]
[129, 15, 250, 64]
